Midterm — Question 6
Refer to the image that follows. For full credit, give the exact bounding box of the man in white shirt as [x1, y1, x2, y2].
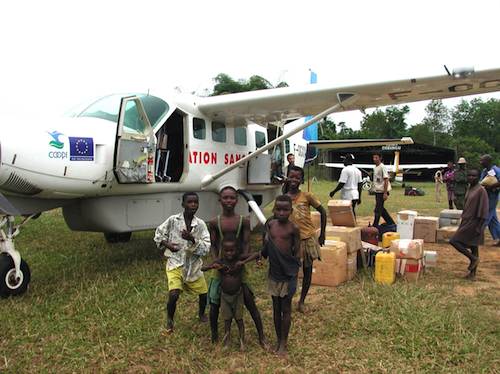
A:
[372, 152, 395, 227]
[329, 154, 363, 216]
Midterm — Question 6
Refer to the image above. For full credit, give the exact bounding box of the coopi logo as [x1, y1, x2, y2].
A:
[48, 130, 64, 149]
[47, 130, 68, 159]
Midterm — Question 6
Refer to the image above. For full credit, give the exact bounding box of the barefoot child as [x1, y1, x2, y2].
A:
[285, 166, 326, 312]
[202, 240, 248, 350]
[260, 195, 301, 356]
[154, 192, 210, 333]
[207, 186, 265, 345]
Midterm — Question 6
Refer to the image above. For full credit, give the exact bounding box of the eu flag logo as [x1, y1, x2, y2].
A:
[69, 137, 94, 161]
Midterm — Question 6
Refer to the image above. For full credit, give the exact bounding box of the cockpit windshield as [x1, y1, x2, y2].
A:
[71, 94, 170, 127]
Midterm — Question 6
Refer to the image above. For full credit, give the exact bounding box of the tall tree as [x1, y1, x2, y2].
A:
[422, 99, 450, 146]
[359, 105, 409, 138]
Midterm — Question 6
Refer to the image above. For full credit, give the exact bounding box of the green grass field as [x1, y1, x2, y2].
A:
[1, 181, 499, 373]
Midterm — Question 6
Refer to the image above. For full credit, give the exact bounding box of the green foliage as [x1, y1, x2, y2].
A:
[360, 105, 410, 139]
[452, 136, 496, 168]
[211, 73, 275, 96]
[422, 100, 450, 146]
[451, 98, 500, 153]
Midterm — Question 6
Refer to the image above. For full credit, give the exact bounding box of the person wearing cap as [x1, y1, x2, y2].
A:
[454, 157, 468, 210]
[329, 154, 363, 216]
[479, 154, 500, 246]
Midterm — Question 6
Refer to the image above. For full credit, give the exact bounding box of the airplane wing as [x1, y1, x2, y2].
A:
[322, 163, 376, 170]
[309, 137, 413, 150]
[400, 164, 447, 170]
[198, 68, 500, 124]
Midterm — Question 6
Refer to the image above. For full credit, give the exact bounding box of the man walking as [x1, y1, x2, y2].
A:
[454, 157, 468, 210]
[371, 152, 395, 227]
[479, 154, 500, 246]
[329, 154, 363, 216]
[449, 169, 489, 279]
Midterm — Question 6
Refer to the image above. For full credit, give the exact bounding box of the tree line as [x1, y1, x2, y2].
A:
[319, 98, 500, 167]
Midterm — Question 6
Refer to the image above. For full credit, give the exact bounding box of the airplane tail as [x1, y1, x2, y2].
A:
[303, 70, 318, 163]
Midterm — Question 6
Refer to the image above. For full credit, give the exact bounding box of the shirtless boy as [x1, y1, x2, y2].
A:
[262, 195, 301, 356]
[202, 240, 250, 350]
[207, 186, 265, 345]
[285, 166, 326, 312]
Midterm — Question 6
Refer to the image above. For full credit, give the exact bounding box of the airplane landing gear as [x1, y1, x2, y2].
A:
[0, 215, 33, 298]
[104, 232, 132, 243]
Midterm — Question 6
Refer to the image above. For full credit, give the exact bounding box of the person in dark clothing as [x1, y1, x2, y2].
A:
[443, 161, 456, 209]
[449, 169, 489, 279]
[244, 195, 300, 357]
[479, 154, 500, 246]
[371, 152, 395, 227]
[454, 157, 468, 210]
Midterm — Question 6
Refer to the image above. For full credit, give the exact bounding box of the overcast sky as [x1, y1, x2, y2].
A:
[1, 0, 499, 128]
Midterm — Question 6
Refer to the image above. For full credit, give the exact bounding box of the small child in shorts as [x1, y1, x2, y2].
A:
[202, 240, 250, 350]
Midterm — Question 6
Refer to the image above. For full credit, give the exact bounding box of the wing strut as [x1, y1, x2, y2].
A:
[201, 93, 358, 188]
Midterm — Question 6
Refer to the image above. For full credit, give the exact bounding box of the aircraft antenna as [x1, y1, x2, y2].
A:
[443, 65, 451, 76]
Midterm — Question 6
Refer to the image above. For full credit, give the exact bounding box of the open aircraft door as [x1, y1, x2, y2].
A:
[114, 96, 156, 184]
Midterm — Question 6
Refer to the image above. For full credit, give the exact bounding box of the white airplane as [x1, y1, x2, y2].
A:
[322, 148, 448, 182]
[0, 66, 499, 296]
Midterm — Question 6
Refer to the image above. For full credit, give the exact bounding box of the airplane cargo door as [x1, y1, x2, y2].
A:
[114, 96, 156, 183]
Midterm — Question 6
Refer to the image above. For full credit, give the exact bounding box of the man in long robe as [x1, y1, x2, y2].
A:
[449, 169, 489, 279]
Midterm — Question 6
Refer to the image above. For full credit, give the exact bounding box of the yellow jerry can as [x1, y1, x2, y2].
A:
[375, 251, 396, 285]
[382, 232, 400, 248]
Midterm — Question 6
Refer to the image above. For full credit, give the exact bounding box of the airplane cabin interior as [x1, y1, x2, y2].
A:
[155, 110, 185, 183]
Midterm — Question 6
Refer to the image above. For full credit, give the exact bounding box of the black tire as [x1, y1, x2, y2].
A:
[104, 232, 132, 243]
[0, 253, 31, 298]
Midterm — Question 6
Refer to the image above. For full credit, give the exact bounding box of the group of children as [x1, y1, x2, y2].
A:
[154, 166, 326, 356]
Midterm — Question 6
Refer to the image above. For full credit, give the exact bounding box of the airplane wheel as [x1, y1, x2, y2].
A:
[104, 232, 132, 243]
[0, 253, 31, 298]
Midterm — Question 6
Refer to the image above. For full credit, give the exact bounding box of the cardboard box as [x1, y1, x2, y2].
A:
[346, 252, 357, 281]
[311, 240, 347, 287]
[413, 216, 439, 243]
[436, 226, 458, 243]
[439, 209, 462, 228]
[325, 226, 362, 254]
[328, 200, 356, 227]
[396, 258, 424, 281]
[390, 239, 424, 259]
[397, 210, 418, 239]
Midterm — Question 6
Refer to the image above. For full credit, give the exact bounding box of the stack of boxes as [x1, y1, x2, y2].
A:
[309, 200, 362, 287]
[308, 200, 463, 286]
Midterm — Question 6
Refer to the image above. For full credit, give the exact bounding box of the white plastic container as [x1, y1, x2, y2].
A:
[397, 210, 418, 240]
[424, 250, 438, 268]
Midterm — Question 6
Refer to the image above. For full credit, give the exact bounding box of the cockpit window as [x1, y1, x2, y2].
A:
[75, 94, 169, 127]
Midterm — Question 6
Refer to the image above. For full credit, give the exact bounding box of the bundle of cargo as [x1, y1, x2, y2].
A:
[436, 226, 458, 243]
[397, 210, 418, 239]
[327, 200, 356, 227]
[361, 224, 379, 246]
[424, 250, 438, 268]
[362, 241, 383, 268]
[389, 239, 424, 281]
[311, 240, 347, 287]
[325, 226, 362, 255]
[439, 209, 462, 228]
[413, 216, 439, 243]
